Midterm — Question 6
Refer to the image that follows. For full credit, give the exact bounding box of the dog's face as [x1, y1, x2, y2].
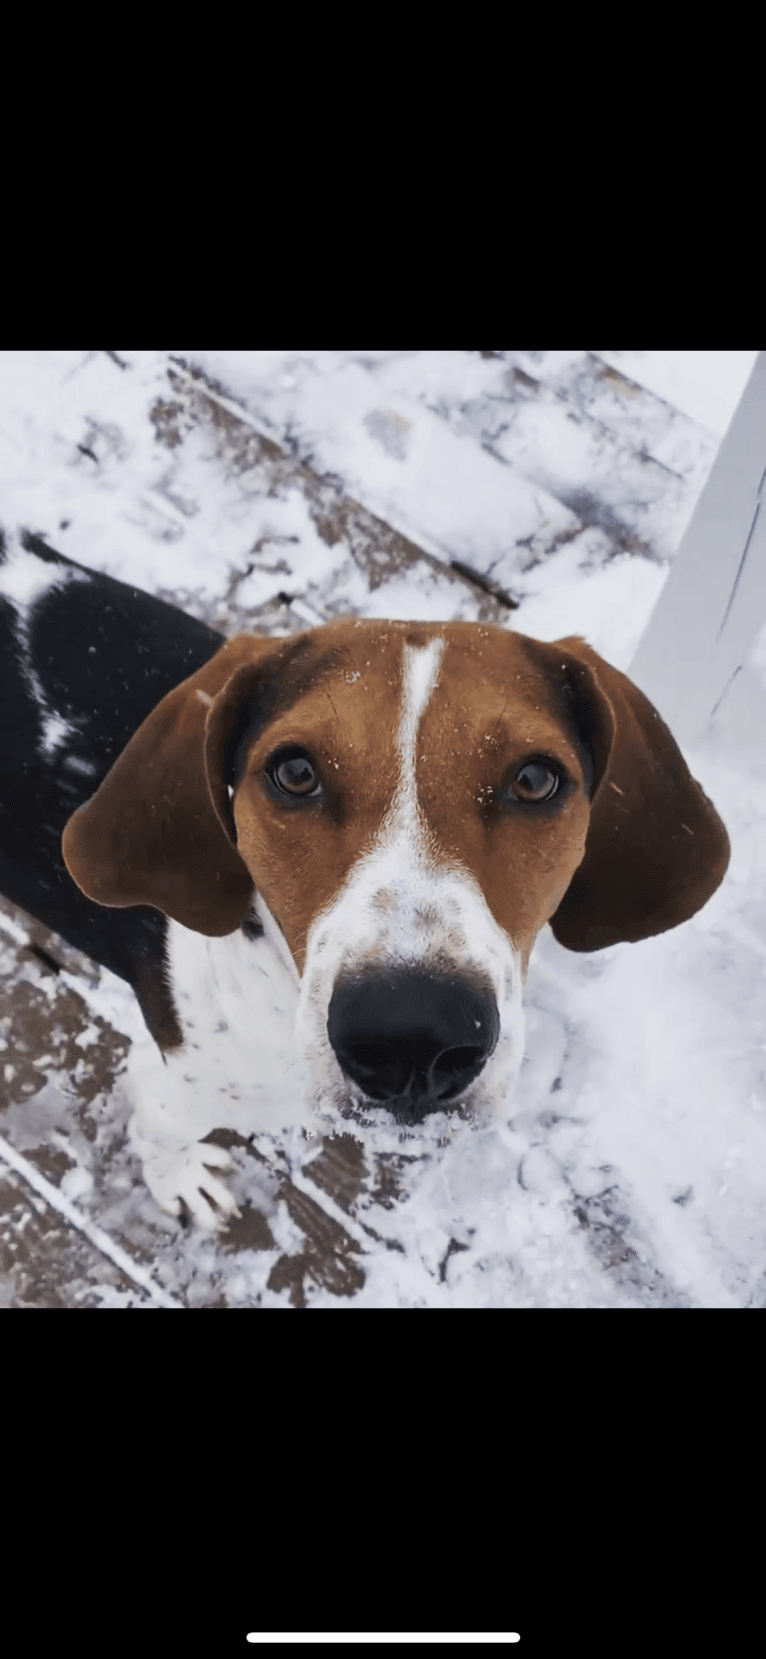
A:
[229, 621, 594, 1132]
[232, 623, 593, 976]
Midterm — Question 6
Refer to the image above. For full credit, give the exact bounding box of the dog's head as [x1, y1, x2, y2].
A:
[63, 618, 730, 1129]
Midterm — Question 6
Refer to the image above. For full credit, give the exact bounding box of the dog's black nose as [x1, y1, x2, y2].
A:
[327, 969, 500, 1125]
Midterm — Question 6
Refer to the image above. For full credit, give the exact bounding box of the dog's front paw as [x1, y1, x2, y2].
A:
[142, 1141, 240, 1231]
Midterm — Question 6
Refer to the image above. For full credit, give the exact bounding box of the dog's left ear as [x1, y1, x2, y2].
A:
[539, 634, 730, 952]
[62, 634, 279, 935]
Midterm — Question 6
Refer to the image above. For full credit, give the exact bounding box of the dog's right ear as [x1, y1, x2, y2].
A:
[62, 634, 284, 936]
[541, 635, 730, 951]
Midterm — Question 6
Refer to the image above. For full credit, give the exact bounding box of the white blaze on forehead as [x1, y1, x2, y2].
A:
[381, 636, 444, 846]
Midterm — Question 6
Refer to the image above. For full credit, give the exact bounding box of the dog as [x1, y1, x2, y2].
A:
[0, 528, 730, 1229]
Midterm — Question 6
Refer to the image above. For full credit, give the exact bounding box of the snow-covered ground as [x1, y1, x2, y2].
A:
[1, 348, 764, 1308]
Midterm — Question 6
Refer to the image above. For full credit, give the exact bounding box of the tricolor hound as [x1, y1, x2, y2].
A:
[0, 530, 730, 1229]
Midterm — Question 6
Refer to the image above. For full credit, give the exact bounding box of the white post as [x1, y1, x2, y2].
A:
[629, 351, 766, 749]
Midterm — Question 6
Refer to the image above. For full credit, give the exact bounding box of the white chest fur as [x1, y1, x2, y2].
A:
[123, 897, 309, 1227]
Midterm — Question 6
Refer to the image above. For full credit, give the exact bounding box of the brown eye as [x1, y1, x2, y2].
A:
[511, 761, 560, 802]
[270, 750, 320, 796]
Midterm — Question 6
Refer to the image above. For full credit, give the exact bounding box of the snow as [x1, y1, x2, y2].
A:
[595, 350, 759, 437]
[0, 347, 764, 1308]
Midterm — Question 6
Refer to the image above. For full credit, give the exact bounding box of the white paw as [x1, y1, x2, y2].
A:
[142, 1141, 240, 1232]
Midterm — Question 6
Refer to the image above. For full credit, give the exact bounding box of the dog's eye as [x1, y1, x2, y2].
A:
[269, 749, 321, 797]
[511, 761, 560, 802]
